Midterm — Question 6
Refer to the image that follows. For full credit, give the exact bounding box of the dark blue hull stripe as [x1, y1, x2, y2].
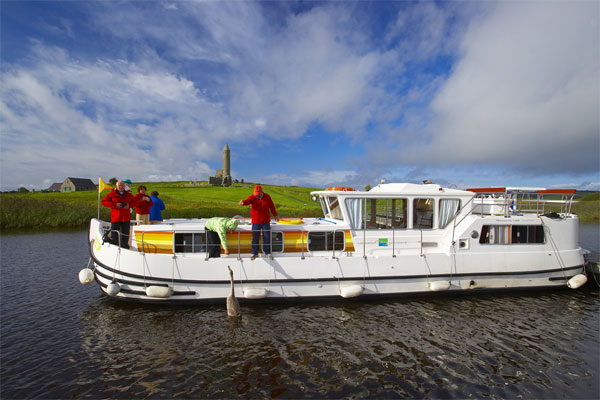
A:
[90, 241, 583, 286]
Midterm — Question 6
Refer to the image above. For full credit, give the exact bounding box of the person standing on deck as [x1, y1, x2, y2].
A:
[133, 185, 153, 225]
[149, 191, 166, 224]
[239, 185, 278, 260]
[101, 180, 137, 248]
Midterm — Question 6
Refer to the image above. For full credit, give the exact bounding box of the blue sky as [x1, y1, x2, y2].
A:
[1, 1, 598, 191]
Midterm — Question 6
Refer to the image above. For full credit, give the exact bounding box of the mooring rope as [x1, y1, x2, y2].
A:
[540, 219, 568, 281]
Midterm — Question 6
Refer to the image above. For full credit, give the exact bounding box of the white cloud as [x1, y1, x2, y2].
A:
[415, 1, 599, 174]
[260, 169, 359, 188]
[0, 45, 226, 190]
[1, 2, 597, 191]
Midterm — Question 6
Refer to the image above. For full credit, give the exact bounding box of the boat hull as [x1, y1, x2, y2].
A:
[88, 219, 585, 303]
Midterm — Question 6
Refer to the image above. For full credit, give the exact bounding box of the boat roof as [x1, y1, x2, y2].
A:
[312, 182, 473, 196]
[467, 187, 576, 194]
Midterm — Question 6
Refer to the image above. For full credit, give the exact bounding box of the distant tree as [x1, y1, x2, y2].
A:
[17, 187, 29, 193]
[364, 184, 372, 191]
[109, 177, 117, 186]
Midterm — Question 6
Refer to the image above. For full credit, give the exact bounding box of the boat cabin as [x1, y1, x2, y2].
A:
[127, 183, 576, 258]
[313, 183, 474, 231]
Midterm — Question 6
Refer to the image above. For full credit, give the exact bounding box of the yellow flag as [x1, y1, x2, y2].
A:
[99, 177, 112, 192]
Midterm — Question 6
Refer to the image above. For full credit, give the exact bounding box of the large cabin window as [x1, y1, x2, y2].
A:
[413, 198, 434, 229]
[345, 198, 407, 230]
[307, 231, 345, 251]
[479, 225, 545, 244]
[439, 199, 461, 228]
[174, 232, 206, 253]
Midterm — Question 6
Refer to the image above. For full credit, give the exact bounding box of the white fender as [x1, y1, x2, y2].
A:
[429, 281, 451, 291]
[79, 268, 94, 285]
[106, 282, 121, 296]
[145, 285, 173, 298]
[244, 288, 267, 299]
[567, 274, 587, 289]
[340, 285, 363, 298]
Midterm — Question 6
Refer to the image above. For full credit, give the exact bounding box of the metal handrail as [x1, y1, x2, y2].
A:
[301, 231, 305, 260]
[104, 228, 127, 249]
[237, 231, 241, 260]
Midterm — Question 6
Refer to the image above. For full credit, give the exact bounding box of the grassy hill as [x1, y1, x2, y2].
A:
[0, 181, 324, 231]
[1, 182, 598, 231]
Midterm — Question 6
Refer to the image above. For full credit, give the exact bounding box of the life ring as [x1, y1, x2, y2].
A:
[278, 219, 304, 225]
[326, 187, 355, 191]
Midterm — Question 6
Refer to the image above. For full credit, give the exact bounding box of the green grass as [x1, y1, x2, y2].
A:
[580, 192, 600, 202]
[1, 183, 597, 231]
[0, 181, 323, 231]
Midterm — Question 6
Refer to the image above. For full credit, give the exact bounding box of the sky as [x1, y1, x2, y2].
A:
[1, 0, 598, 192]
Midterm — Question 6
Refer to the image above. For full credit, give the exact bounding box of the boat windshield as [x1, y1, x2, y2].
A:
[327, 197, 343, 220]
[320, 196, 344, 220]
[319, 197, 329, 218]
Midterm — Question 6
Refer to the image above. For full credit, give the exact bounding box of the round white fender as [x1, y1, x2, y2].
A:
[244, 288, 267, 299]
[567, 274, 587, 289]
[340, 285, 363, 298]
[429, 281, 451, 291]
[79, 268, 94, 285]
[145, 285, 173, 298]
[106, 282, 121, 296]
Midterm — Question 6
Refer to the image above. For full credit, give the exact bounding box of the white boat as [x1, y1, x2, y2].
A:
[82, 183, 588, 303]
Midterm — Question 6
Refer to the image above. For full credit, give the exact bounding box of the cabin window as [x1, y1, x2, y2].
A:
[327, 196, 344, 220]
[262, 232, 283, 253]
[439, 199, 461, 229]
[479, 225, 545, 244]
[345, 198, 407, 230]
[391, 198, 408, 229]
[413, 198, 434, 229]
[307, 231, 345, 251]
[346, 198, 363, 229]
[174, 232, 206, 253]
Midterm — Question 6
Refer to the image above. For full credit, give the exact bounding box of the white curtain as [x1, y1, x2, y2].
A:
[345, 198, 363, 230]
[439, 199, 460, 228]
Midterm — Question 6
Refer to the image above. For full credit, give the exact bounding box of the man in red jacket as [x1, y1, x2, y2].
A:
[239, 185, 278, 260]
[133, 185, 153, 225]
[101, 180, 137, 248]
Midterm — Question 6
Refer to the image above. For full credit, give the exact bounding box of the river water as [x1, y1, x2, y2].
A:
[1, 225, 598, 399]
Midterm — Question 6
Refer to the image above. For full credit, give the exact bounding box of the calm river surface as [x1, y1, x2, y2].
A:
[1, 225, 599, 399]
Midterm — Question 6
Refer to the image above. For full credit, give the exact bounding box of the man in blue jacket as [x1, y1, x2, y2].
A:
[149, 191, 166, 224]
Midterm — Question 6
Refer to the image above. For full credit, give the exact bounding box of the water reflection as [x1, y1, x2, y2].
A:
[74, 289, 599, 399]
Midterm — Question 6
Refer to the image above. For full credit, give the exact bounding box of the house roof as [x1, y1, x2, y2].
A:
[48, 182, 63, 191]
[66, 177, 96, 189]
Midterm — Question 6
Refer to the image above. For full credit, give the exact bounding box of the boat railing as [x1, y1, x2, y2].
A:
[455, 189, 577, 226]
[104, 228, 128, 249]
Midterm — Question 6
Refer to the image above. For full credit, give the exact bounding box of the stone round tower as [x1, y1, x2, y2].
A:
[223, 144, 230, 177]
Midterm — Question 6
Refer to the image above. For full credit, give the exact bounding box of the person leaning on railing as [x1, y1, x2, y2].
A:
[205, 217, 240, 258]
